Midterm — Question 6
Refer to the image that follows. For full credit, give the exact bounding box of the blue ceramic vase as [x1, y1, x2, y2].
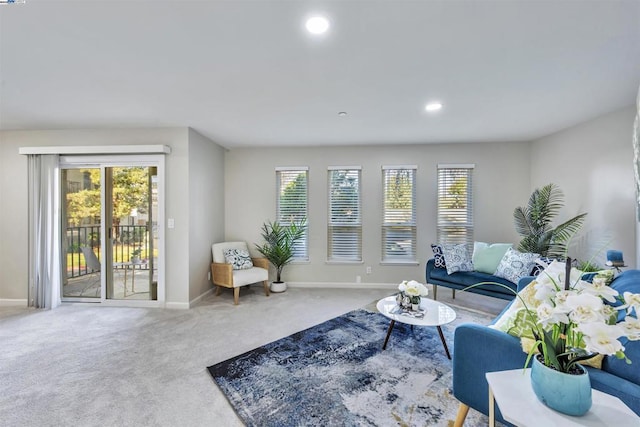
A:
[530, 355, 592, 416]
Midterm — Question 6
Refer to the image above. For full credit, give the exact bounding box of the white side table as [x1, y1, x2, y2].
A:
[485, 369, 639, 426]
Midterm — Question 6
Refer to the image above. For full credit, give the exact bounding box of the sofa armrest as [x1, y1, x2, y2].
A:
[453, 323, 529, 422]
[517, 276, 536, 292]
[251, 257, 269, 270]
[211, 262, 233, 287]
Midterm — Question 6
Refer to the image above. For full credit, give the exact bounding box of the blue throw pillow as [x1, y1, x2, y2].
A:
[431, 244, 446, 269]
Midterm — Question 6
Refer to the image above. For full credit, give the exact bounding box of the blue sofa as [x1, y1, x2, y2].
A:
[452, 270, 640, 425]
[425, 258, 517, 301]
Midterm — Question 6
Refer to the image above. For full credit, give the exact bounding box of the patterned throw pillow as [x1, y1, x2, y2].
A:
[530, 256, 554, 276]
[441, 243, 474, 275]
[431, 244, 446, 269]
[489, 280, 539, 339]
[223, 248, 254, 270]
[494, 248, 540, 284]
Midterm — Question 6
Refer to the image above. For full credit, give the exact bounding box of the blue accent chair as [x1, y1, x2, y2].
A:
[452, 270, 640, 426]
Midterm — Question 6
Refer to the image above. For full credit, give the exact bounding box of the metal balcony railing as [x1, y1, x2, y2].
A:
[65, 225, 149, 278]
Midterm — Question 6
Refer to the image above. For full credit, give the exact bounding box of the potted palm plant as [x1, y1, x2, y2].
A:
[255, 218, 306, 292]
[513, 183, 587, 258]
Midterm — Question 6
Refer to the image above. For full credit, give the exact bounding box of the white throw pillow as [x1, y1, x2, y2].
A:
[441, 243, 474, 275]
[223, 248, 254, 270]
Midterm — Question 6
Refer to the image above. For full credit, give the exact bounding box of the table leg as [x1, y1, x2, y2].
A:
[382, 320, 396, 350]
[436, 326, 451, 360]
[488, 385, 495, 427]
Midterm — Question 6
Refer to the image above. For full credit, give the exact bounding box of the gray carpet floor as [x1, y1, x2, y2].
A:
[0, 285, 507, 426]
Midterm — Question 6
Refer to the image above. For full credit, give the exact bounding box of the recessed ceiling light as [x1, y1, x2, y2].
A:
[425, 102, 443, 112]
[306, 16, 330, 34]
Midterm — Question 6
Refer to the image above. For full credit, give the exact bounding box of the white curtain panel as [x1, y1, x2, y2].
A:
[27, 154, 61, 309]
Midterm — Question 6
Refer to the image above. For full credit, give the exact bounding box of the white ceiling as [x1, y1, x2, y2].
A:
[1, 0, 639, 149]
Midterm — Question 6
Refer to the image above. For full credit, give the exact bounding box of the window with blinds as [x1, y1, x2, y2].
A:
[437, 165, 474, 247]
[276, 168, 308, 260]
[328, 168, 362, 262]
[382, 166, 417, 262]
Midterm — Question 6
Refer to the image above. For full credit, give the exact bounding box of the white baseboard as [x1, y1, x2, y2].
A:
[287, 282, 397, 290]
[189, 287, 213, 308]
[165, 301, 191, 310]
[0, 299, 28, 307]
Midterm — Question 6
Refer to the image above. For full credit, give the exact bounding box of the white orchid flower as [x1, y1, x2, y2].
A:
[601, 304, 618, 323]
[534, 280, 557, 303]
[565, 293, 605, 324]
[577, 322, 625, 355]
[537, 302, 569, 328]
[619, 317, 640, 341]
[579, 278, 619, 303]
[622, 292, 640, 315]
[553, 290, 578, 313]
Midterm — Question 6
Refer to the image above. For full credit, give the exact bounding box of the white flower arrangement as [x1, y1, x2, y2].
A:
[398, 280, 429, 304]
[526, 259, 640, 373]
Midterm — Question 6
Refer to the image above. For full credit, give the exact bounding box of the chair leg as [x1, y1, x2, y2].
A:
[433, 284, 438, 300]
[215, 286, 222, 296]
[233, 287, 240, 305]
[452, 289, 456, 299]
[454, 403, 469, 427]
[263, 280, 270, 297]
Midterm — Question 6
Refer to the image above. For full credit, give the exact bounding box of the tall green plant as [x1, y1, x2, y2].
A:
[255, 219, 306, 282]
[513, 183, 587, 258]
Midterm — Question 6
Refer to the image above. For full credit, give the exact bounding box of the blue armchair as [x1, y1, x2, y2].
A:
[452, 270, 640, 426]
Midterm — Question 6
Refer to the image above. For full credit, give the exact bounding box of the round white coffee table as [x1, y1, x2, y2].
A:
[376, 295, 457, 359]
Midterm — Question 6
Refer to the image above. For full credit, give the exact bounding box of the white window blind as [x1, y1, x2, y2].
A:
[382, 166, 417, 262]
[276, 168, 308, 260]
[328, 168, 362, 262]
[437, 165, 474, 247]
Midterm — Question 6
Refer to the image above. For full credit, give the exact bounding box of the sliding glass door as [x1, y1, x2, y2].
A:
[62, 168, 102, 298]
[60, 156, 163, 304]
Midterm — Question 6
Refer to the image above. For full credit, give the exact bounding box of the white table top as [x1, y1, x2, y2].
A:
[486, 369, 640, 426]
[376, 295, 456, 327]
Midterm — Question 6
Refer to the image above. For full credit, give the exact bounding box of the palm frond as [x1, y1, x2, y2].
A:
[513, 206, 534, 237]
[514, 184, 586, 258]
[552, 213, 588, 243]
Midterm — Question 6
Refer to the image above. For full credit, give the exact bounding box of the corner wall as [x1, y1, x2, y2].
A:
[225, 142, 530, 285]
[530, 106, 637, 267]
[188, 129, 225, 302]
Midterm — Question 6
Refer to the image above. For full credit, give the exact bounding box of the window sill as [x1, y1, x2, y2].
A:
[379, 261, 420, 266]
[325, 260, 364, 265]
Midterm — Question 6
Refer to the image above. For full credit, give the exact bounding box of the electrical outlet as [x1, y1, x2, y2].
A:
[207, 271, 211, 281]
[366, 266, 372, 274]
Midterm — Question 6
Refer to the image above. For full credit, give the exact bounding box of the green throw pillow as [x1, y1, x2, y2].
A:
[472, 242, 512, 274]
[489, 279, 539, 337]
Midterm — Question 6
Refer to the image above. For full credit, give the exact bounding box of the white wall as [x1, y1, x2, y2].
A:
[188, 129, 225, 302]
[0, 128, 193, 305]
[225, 142, 530, 285]
[530, 106, 637, 267]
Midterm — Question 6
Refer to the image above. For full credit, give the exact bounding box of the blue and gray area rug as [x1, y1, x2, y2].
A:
[207, 306, 492, 426]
